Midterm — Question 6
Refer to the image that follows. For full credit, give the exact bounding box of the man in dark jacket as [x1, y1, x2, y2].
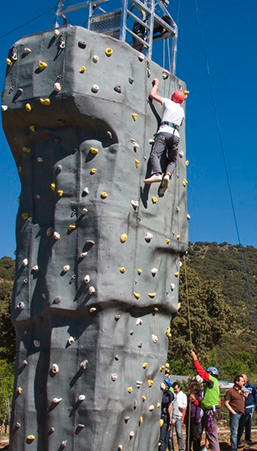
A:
[159, 377, 175, 451]
[238, 374, 257, 445]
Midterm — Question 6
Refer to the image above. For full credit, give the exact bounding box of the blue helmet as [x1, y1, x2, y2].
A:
[206, 366, 218, 376]
[164, 377, 172, 388]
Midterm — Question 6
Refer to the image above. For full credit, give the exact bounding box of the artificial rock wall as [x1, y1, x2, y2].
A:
[2, 25, 188, 451]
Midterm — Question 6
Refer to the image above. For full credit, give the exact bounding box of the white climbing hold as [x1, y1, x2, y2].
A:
[130, 138, 139, 148]
[138, 53, 144, 61]
[170, 283, 176, 290]
[91, 84, 99, 93]
[176, 206, 180, 212]
[68, 336, 75, 345]
[51, 364, 59, 374]
[1, 105, 8, 112]
[78, 395, 86, 401]
[118, 446, 123, 450]
[22, 258, 28, 266]
[37, 157, 43, 163]
[61, 441, 67, 447]
[53, 397, 62, 404]
[62, 265, 70, 273]
[54, 82, 61, 92]
[179, 150, 184, 158]
[83, 187, 89, 195]
[32, 265, 39, 271]
[131, 200, 139, 210]
[54, 29, 60, 37]
[129, 431, 135, 438]
[151, 268, 158, 276]
[136, 318, 143, 326]
[149, 405, 155, 411]
[33, 340, 40, 348]
[152, 334, 158, 343]
[187, 214, 191, 220]
[17, 302, 25, 310]
[111, 373, 117, 381]
[82, 208, 88, 215]
[84, 275, 90, 284]
[162, 70, 170, 80]
[88, 286, 95, 295]
[79, 252, 87, 258]
[53, 232, 60, 240]
[21, 360, 28, 367]
[80, 359, 88, 369]
[92, 55, 99, 63]
[136, 381, 142, 388]
[24, 47, 31, 54]
[89, 307, 96, 313]
[149, 138, 155, 145]
[145, 232, 153, 242]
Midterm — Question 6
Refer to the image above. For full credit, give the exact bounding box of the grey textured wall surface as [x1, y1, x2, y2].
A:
[2, 25, 188, 450]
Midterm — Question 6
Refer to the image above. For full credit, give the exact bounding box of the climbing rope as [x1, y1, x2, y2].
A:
[193, 0, 257, 328]
[184, 255, 192, 345]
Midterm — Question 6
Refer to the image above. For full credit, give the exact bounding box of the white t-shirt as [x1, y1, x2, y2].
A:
[157, 97, 184, 138]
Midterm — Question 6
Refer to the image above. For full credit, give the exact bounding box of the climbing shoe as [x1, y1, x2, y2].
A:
[144, 174, 162, 184]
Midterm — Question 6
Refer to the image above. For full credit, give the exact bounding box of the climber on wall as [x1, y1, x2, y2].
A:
[144, 78, 184, 191]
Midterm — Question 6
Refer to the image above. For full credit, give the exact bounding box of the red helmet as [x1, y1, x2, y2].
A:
[171, 90, 184, 104]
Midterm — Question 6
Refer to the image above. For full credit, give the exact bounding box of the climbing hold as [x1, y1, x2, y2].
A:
[186, 160, 189, 166]
[22, 258, 28, 266]
[24, 47, 31, 54]
[160, 365, 165, 372]
[106, 130, 112, 139]
[59, 36, 66, 49]
[62, 265, 70, 273]
[53, 231, 60, 240]
[148, 292, 156, 298]
[120, 233, 127, 243]
[157, 402, 161, 408]
[130, 138, 139, 148]
[136, 318, 143, 326]
[68, 224, 76, 231]
[131, 200, 139, 210]
[115, 315, 120, 321]
[138, 268, 142, 275]
[38, 61, 47, 70]
[32, 265, 39, 272]
[148, 380, 154, 387]
[91, 168, 97, 174]
[183, 179, 188, 187]
[51, 364, 59, 374]
[37, 157, 43, 163]
[33, 340, 40, 348]
[49, 427, 55, 434]
[40, 98, 51, 106]
[25, 103, 32, 112]
[152, 334, 158, 343]
[105, 47, 113, 57]
[27, 435, 35, 441]
[187, 214, 191, 220]
[115, 355, 119, 360]
[79, 251, 87, 258]
[130, 330, 134, 335]
[79, 66, 86, 73]
[149, 405, 154, 411]
[128, 76, 134, 84]
[132, 113, 137, 121]
[88, 286, 95, 294]
[170, 283, 175, 290]
[174, 272, 179, 277]
[139, 416, 143, 424]
[80, 360, 88, 370]
[152, 197, 158, 204]
[133, 292, 140, 299]
[176, 234, 180, 240]
[54, 82, 61, 92]
[91, 84, 99, 93]
[83, 187, 89, 195]
[129, 431, 135, 438]
[178, 302, 181, 310]
[21, 360, 28, 368]
[52, 397, 62, 404]
[114, 85, 122, 93]
[119, 267, 125, 273]
[179, 150, 184, 158]
[17, 301, 25, 311]
[118, 446, 123, 450]
[84, 275, 90, 284]
[111, 373, 117, 381]
[81, 208, 88, 215]
[160, 419, 164, 427]
[162, 70, 169, 80]
[92, 55, 99, 63]
[176, 206, 180, 213]
[142, 362, 147, 369]
[78, 395, 86, 401]
[145, 232, 153, 242]
[51, 183, 56, 191]
[154, 307, 159, 312]
[68, 336, 75, 345]
[149, 138, 155, 145]
[90, 147, 99, 154]
[142, 395, 146, 401]
[78, 40, 87, 49]
[101, 192, 108, 199]
[136, 380, 142, 387]
[135, 159, 140, 168]
[6, 58, 12, 66]
[54, 29, 60, 37]
[166, 327, 172, 338]
[127, 387, 133, 393]
[1, 105, 8, 112]
[22, 213, 29, 220]
[184, 90, 189, 99]
[22, 146, 31, 153]
[29, 124, 36, 132]
[166, 238, 170, 244]
[89, 307, 96, 313]
[138, 53, 144, 61]
[61, 441, 67, 448]
[57, 190, 63, 197]
[151, 268, 158, 276]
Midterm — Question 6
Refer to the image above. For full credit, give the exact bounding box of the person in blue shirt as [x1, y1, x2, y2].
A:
[238, 374, 257, 445]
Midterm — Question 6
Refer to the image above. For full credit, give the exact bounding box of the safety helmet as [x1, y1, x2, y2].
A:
[171, 90, 184, 104]
[206, 366, 218, 377]
[164, 377, 172, 388]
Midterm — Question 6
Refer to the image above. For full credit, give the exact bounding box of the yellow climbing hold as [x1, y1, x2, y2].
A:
[154, 307, 159, 312]
[184, 90, 189, 99]
[29, 124, 36, 132]
[38, 61, 48, 70]
[166, 363, 170, 368]
[79, 66, 86, 73]
[178, 302, 181, 310]
[51, 183, 56, 191]
[120, 233, 127, 243]
[127, 387, 133, 393]
[90, 147, 99, 154]
[166, 327, 172, 338]
[157, 402, 161, 408]
[183, 179, 188, 187]
[27, 435, 35, 441]
[119, 267, 125, 274]
[26, 103, 32, 112]
[22, 213, 29, 220]
[138, 268, 142, 275]
[133, 292, 140, 299]
[6, 58, 12, 66]
[105, 47, 113, 57]
[186, 160, 189, 166]
[176, 234, 180, 240]
[165, 238, 170, 244]
[160, 419, 164, 427]
[132, 113, 137, 121]
[17, 387, 22, 394]
[142, 396, 146, 401]
[160, 366, 165, 372]
[148, 380, 154, 387]
[18, 166, 22, 173]
[40, 98, 51, 106]
[22, 146, 33, 156]
[142, 362, 147, 369]
[91, 168, 97, 174]
[139, 416, 143, 424]
[148, 293, 156, 298]
[152, 197, 158, 204]
[101, 192, 108, 199]
[57, 190, 63, 197]
[68, 225, 76, 231]
[135, 159, 140, 168]
[174, 272, 179, 277]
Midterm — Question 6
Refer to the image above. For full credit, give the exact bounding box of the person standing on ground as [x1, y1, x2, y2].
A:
[224, 374, 247, 451]
[238, 373, 257, 445]
[168, 381, 187, 451]
[190, 350, 220, 451]
[144, 78, 184, 191]
[159, 377, 175, 451]
[184, 380, 203, 451]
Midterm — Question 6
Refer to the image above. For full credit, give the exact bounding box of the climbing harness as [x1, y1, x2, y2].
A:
[161, 121, 179, 131]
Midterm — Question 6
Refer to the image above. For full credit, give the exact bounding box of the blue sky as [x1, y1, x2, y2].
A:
[0, 0, 257, 258]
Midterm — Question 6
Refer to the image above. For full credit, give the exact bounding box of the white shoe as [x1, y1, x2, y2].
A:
[144, 174, 162, 184]
[161, 174, 170, 190]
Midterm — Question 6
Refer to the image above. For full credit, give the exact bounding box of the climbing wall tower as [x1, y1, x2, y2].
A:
[1, 7, 188, 451]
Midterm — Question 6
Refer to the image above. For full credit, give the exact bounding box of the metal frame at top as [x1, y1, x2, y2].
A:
[55, 0, 178, 73]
